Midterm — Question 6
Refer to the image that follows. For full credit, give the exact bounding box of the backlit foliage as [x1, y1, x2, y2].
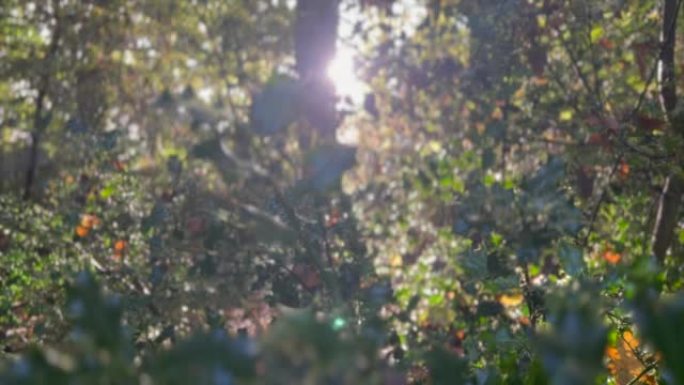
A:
[1, 0, 684, 384]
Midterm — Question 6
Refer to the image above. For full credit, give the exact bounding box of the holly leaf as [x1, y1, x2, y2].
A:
[250, 76, 300, 135]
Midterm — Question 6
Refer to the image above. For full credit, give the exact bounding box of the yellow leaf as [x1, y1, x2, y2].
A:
[389, 254, 403, 268]
[499, 293, 524, 307]
[590, 25, 604, 43]
[559, 109, 573, 121]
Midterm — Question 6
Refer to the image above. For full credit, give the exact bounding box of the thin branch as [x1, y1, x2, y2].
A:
[626, 363, 657, 385]
[581, 154, 623, 247]
[559, 37, 602, 113]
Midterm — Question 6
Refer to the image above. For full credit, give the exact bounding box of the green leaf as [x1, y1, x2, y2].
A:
[590, 25, 604, 43]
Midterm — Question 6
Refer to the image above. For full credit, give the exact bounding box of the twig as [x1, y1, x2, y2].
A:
[559, 37, 602, 113]
[626, 363, 657, 385]
[581, 154, 623, 247]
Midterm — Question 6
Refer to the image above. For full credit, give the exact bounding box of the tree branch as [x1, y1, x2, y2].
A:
[626, 363, 657, 385]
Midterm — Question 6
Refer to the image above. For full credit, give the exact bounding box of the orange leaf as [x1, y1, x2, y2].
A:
[112, 159, 125, 172]
[622, 330, 639, 351]
[599, 38, 615, 49]
[114, 240, 127, 252]
[605, 346, 620, 361]
[606, 330, 657, 385]
[603, 250, 621, 264]
[531, 76, 548, 86]
[618, 161, 630, 180]
[75, 225, 89, 238]
[80, 214, 100, 229]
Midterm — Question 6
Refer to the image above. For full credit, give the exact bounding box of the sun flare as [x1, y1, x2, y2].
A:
[326, 45, 366, 105]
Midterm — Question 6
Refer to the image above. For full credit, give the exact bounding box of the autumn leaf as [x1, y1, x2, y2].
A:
[606, 331, 657, 385]
[114, 240, 127, 252]
[491, 106, 504, 120]
[80, 214, 101, 229]
[499, 293, 524, 307]
[112, 159, 125, 172]
[603, 250, 621, 265]
[531, 76, 548, 86]
[75, 225, 89, 238]
[389, 254, 403, 268]
[618, 161, 630, 180]
[112, 239, 127, 261]
[599, 38, 615, 50]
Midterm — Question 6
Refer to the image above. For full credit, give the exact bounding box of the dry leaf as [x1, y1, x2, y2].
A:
[606, 331, 656, 385]
[75, 225, 89, 238]
[603, 250, 621, 265]
[618, 161, 630, 180]
[114, 240, 127, 252]
[499, 293, 524, 307]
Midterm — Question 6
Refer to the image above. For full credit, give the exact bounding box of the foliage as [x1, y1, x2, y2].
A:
[1, 0, 684, 384]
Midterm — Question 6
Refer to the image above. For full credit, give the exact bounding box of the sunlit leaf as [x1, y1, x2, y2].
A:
[499, 293, 524, 307]
[603, 250, 621, 265]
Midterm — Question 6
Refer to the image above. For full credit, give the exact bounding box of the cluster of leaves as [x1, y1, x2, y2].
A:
[348, 0, 684, 383]
[1, 0, 684, 384]
[0, 272, 402, 385]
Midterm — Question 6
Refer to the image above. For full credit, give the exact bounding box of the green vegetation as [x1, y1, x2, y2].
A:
[1, 0, 684, 384]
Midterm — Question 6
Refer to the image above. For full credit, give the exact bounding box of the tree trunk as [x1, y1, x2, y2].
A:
[651, 0, 682, 261]
[294, 0, 340, 139]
